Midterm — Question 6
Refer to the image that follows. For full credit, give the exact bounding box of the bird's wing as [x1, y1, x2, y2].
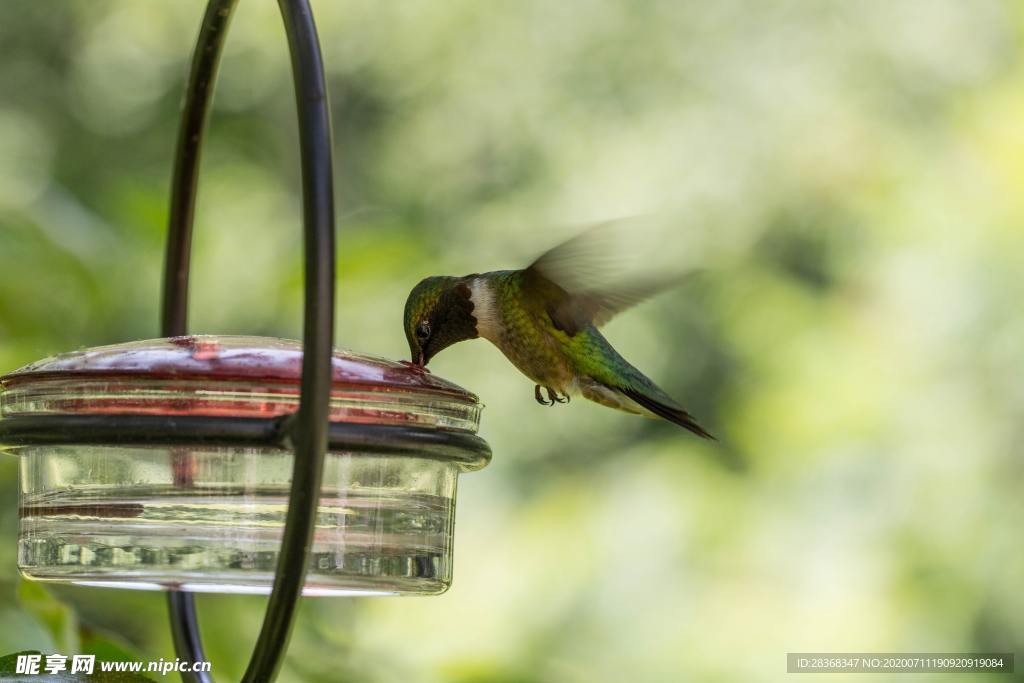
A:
[522, 221, 678, 336]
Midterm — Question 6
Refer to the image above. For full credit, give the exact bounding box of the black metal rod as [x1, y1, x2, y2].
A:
[158, 0, 337, 681]
[241, 1, 335, 679]
[162, 0, 238, 339]
[161, 1, 238, 681]
[168, 592, 210, 683]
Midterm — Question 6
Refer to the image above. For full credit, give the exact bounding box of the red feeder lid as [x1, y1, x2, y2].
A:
[0, 336, 482, 432]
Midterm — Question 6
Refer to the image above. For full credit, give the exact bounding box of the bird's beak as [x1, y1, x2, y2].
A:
[416, 351, 426, 367]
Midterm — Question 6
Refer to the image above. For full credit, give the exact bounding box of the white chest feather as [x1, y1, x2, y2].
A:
[468, 278, 501, 341]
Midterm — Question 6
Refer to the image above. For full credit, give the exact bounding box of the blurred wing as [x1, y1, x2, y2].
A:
[522, 221, 678, 336]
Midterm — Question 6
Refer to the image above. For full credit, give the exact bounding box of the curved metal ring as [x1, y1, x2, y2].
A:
[0, 414, 492, 471]
[160, 1, 336, 681]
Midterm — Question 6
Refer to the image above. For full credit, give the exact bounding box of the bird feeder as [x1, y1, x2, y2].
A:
[2, 336, 488, 596]
[0, 1, 491, 681]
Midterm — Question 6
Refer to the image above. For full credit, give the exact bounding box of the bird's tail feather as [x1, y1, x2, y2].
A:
[617, 386, 715, 440]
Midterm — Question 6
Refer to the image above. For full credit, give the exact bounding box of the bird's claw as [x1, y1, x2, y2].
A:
[547, 387, 569, 404]
[535, 386, 569, 406]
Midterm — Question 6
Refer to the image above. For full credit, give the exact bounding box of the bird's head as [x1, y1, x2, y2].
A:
[403, 276, 478, 367]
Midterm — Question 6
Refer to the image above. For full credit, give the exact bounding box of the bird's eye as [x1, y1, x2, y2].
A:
[415, 320, 431, 340]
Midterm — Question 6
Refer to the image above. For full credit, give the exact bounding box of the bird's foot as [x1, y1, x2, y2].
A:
[534, 384, 553, 406]
[544, 387, 569, 405]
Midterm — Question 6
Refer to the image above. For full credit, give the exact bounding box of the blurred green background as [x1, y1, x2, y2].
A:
[1, 1, 1022, 681]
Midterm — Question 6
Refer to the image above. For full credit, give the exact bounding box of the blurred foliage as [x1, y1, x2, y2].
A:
[2, 1, 1024, 681]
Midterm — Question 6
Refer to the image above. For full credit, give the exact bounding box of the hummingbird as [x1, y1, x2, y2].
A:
[402, 226, 713, 439]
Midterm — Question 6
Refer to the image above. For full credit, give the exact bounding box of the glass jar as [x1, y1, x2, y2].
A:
[0, 336, 490, 596]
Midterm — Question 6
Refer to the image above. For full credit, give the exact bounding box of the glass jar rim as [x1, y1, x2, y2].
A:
[0, 336, 483, 434]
